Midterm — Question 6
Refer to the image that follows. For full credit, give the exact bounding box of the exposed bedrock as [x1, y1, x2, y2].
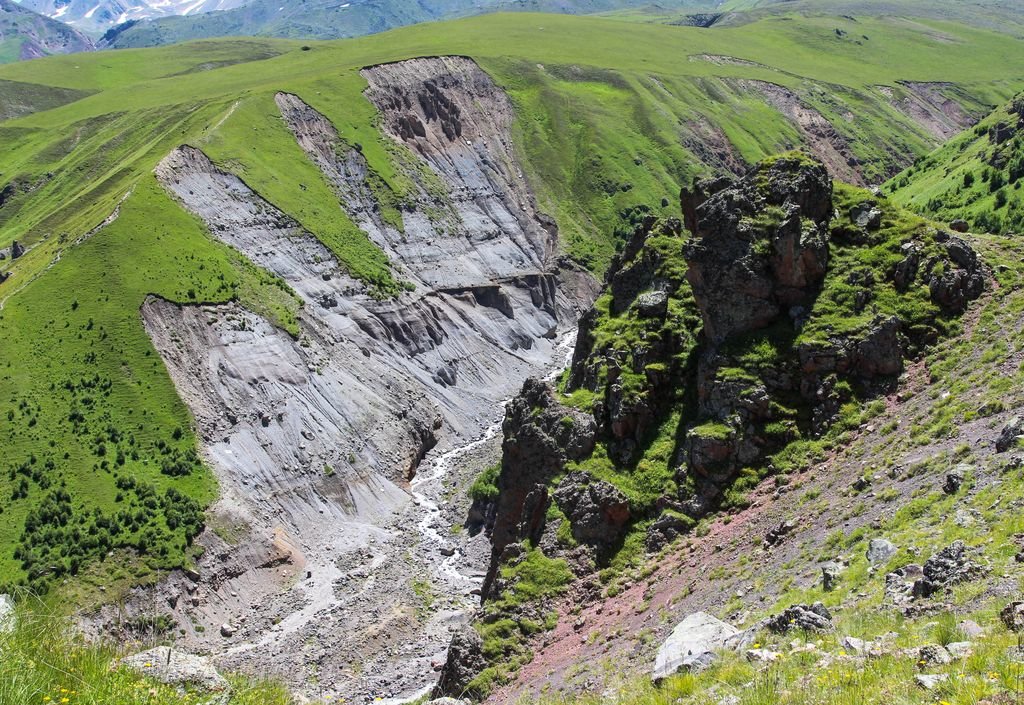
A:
[118, 56, 597, 702]
[683, 156, 832, 344]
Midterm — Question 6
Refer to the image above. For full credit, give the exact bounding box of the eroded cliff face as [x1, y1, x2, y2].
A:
[97, 57, 596, 702]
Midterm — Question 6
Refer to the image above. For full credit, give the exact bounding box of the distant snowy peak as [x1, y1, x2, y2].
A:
[15, 0, 252, 31]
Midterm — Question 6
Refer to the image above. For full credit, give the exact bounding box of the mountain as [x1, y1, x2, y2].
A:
[0, 0, 92, 61]
[17, 0, 253, 32]
[1, 7, 1024, 705]
[103, 0, 706, 48]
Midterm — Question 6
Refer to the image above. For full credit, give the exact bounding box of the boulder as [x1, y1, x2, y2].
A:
[850, 202, 883, 230]
[943, 466, 965, 494]
[763, 518, 799, 549]
[553, 471, 631, 545]
[745, 648, 782, 664]
[917, 644, 952, 667]
[851, 316, 903, 377]
[945, 642, 974, 659]
[636, 290, 669, 318]
[822, 562, 842, 591]
[913, 541, 986, 597]
[867, 538, 897, 565]
[434, 625, 488, 698]
[652, 612, 739, 681]
[10, 241, 24, 259]
[840, 636, 866, 654]
[0, 594, 13, 634]
[884, 564, 923, 604]
[959, 619, 985, 638]
[645, 511, 692, 553]
[949, 219, 969, 233]
[996, 417, 1024, 453]
[916, 673, 949, 690]
[765, 603, 833, 633]
[120, 647, 230, 693]
[1001, 601, 1024, 632]
[929, 242, 985, 313]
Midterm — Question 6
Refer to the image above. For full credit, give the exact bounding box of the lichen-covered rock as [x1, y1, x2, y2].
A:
[1001, 601, 1024, 631]
[929, 238, 984, 312]
[652, 612, 739, 681]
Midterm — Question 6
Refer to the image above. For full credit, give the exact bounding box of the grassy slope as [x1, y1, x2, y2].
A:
[1, 11, 1023, 590]
[886, 95, 1024, 235]
[0, 600, 293, 705]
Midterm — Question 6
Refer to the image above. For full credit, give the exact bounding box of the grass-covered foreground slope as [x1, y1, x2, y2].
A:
[0, 10, 1023, 593]
[887, 93, 1024, 236]
[0, 599, 293, 705]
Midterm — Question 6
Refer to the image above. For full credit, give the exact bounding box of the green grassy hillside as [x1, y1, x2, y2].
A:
[887, 95, 1024, 235]
[1, 10, 1024, 593]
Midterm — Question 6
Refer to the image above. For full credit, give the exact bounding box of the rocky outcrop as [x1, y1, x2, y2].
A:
[683, 155, 831, 343]
[482, 378, 596, 595]
[996, 416, 1024, 452]
[765, 603, 834, 633]
[553, 471, 631, 546]
[928, 237, 985, 313]
[434, 625, 488, 698]
[567, 217, 693, 463]
[913, 541, 987, 598]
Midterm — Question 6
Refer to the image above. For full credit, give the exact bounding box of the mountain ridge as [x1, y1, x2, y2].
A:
[0, 0, 92, 61]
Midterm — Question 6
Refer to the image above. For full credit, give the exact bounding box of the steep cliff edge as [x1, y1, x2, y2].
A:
[439, 153, 987, 699]
[91, 57, 596, 701]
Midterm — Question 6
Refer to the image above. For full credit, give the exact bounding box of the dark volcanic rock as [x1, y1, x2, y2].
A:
[913, 541, 986, 598]
[434, 624, 487, 698]
[553, 471, 631, 546]
[766, 603, 834, 633]
[684, 155, 831, 343]
[929, 237, 985, 313]
[997, 416, 1024, 453]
